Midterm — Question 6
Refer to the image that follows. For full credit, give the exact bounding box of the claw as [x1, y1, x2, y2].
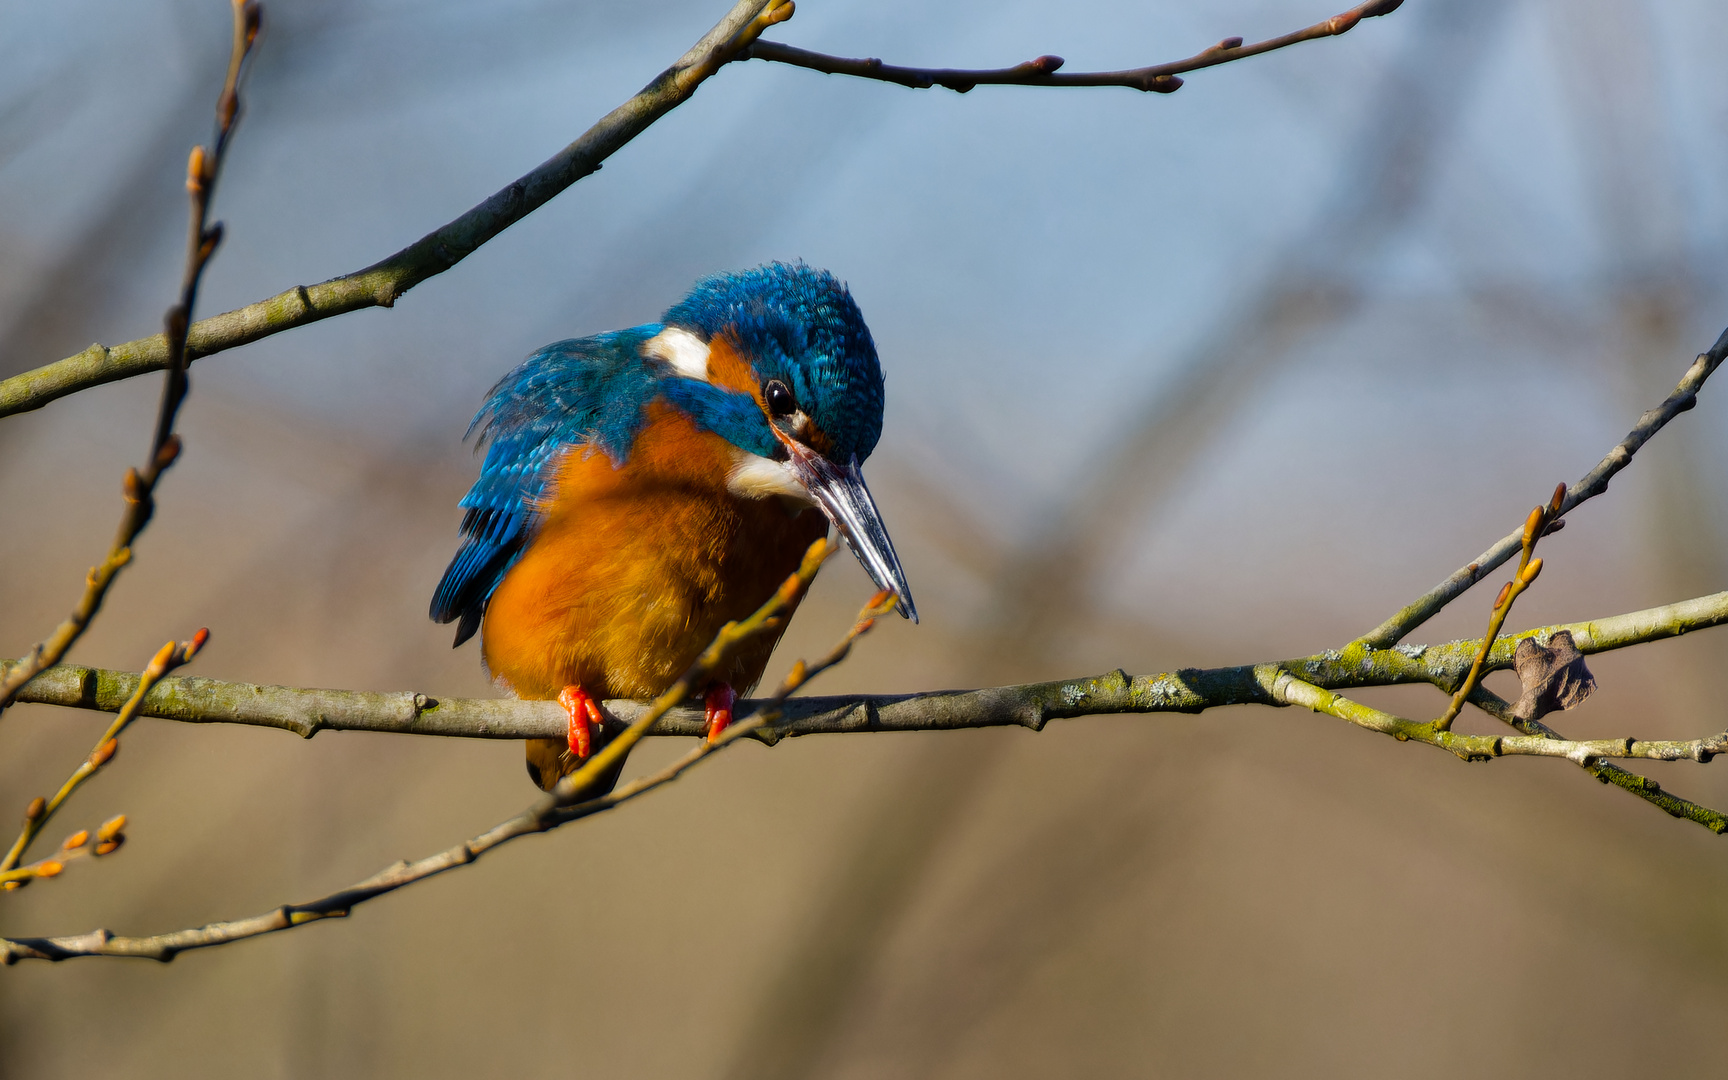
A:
[704, 683, 736, 743]
[558, 685, 603, 760]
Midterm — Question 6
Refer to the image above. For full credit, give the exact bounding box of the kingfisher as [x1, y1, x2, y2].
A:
[431, 263, 916, 791]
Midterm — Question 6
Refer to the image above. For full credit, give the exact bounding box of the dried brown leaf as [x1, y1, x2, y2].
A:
[1511, 630, 1597, 722]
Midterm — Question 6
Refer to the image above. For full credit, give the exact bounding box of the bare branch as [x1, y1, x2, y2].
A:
[0, 0, 783, 420]
[744, 0, 1402, 94]
[0, 544, 885, 964]
[1432, 486, 1563, 731]
[1355, 327, 1728, 649]
[1273, 675, 1727, 832]
[0, 4, 257, 713]
[8, 588, 1725, 740]
[0, 630, 206, 883]
[0, 0, 1408, 421]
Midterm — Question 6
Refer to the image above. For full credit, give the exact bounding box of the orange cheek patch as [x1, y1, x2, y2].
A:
[705, 333, 763, 401]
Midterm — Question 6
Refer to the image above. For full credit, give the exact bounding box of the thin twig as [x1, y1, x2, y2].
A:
[0, 543, 899, 963]
[0, 0, 792, 420]
[0, 1, 257, 713]
[744, 0, 1402, 94]
[0, 630, 207, 884]
[1355, 327, 1728, 650]
[0, 814, 129, 891]
[1273, 674, 1728, 832]
[1432, 485, 1563, 731]
[0, 0, 1407, 420]
[1463, 684, 1728, 833]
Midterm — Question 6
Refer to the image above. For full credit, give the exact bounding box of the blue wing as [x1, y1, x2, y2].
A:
[430, 327, 662, 646]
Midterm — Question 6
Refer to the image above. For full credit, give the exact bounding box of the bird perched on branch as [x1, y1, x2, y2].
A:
[431, 263, 916, 791]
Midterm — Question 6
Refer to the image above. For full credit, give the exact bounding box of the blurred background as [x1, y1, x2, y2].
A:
[3, 0, 1728, 1075]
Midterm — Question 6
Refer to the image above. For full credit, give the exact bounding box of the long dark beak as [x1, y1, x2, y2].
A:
[782, 442, 918, 622]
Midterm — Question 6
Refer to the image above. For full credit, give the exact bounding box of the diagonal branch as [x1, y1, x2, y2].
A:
[1, 630, 206, 883]
[1274, 675, 1728, 832]
[0, 546, 891, 964]
[0, 0, 789, 421]
[0, 0, 1408, 421]
[1355, 327, 1728, 650]
[743, 0, 1402, 94]
[0, 2, 258, 713]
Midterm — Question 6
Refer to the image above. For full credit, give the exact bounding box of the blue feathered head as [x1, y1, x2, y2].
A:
[663, 262, 884, 464]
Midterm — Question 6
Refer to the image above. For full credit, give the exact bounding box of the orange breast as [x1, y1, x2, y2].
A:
[480, 400, 828, 701]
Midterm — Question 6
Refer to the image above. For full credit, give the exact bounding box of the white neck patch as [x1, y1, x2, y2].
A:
[643, 326, 711, 381]
[727, 450, 816, 505]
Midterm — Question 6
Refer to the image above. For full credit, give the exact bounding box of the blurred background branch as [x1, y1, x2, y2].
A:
[5, 0, 1728, 1073]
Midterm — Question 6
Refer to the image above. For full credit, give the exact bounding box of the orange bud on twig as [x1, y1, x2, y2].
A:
[24, 798, 45, 822]
[35, 861, 63, 878]
[89, 738, 118, 768]
[146, 641, 178, 676]
[1493, 582, 1513, 610]
[62, 830, 89, 851]
[187, 146, 207, 192]
[1520, 557, 1544, 586]
[1522, 506, 1544, 549]
[97, 815, 127, 843]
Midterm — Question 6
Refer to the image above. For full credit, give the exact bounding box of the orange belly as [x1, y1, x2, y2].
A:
[480, 401, 828, 702]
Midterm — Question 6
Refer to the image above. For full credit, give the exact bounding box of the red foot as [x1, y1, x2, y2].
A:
[704, 683, 736, 744]
[558, 685, 603, 760]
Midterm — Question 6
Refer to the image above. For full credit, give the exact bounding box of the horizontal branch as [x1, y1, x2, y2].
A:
[1355, 328, 1728, 649]
[744, 0, 1402, 94]
[0, 0, 786, 419]
[11, 590, 1726, 742]
[0, 547, 865, 963]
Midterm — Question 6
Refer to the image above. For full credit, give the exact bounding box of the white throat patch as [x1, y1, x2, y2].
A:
[727, 450, 816, 505]
[643, 326, 711, 381]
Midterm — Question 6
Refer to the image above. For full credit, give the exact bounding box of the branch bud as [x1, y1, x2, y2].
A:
[24, 797, 45, 822]
[1216, 36, 1245, 50]
[1493, 581, 1512, 610]
[97, 815, 127, 843]
[1521, 506, 1544, 548]
[187, 146, 208, 193]
[200, 222, 225, 262]
[89, 738, 119, 768]
[1519, 557, 1543, 585]
[1328, 11, 1362, 34]
[62, 830, 89, 851]
[1548, 481, 1566, 516]
[184, 627, 211, 661]
[147, 640, 179, 676]
[34, 861, 63, 879]
[154, 434, 182, 471]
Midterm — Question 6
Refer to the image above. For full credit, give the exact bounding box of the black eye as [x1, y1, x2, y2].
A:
[764, 379, 796, 417]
